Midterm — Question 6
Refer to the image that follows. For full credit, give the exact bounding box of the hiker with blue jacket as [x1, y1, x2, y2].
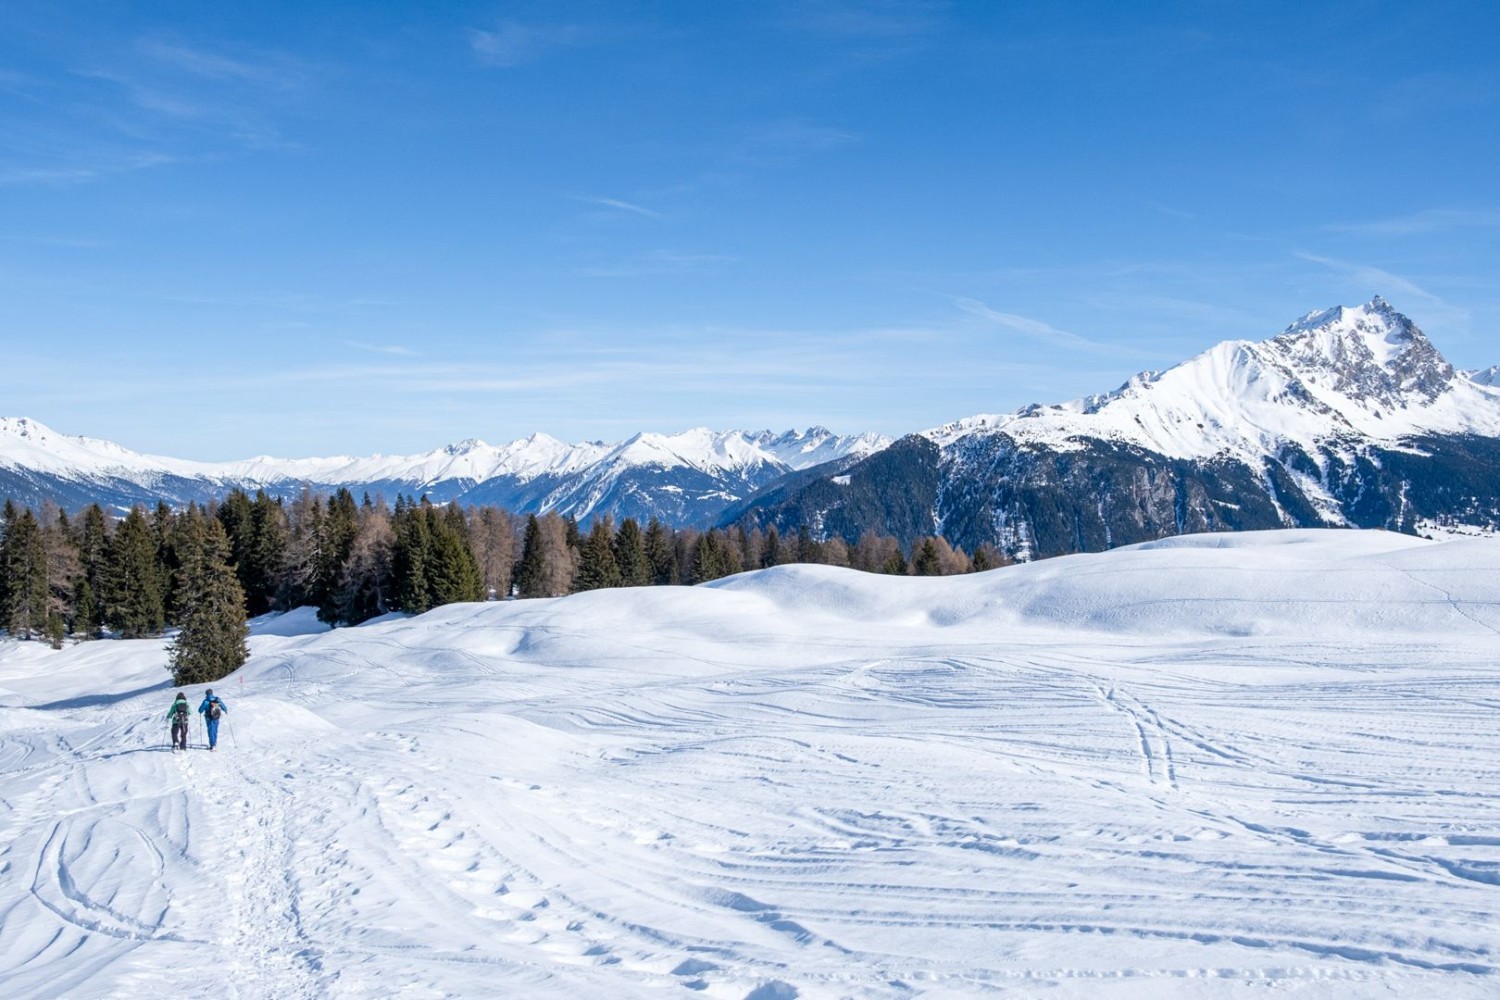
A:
[199, 689, 228, 751]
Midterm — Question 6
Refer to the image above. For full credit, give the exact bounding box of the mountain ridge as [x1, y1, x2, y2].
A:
[0, 418, 889, 524]
[727, 298, 1500, 557]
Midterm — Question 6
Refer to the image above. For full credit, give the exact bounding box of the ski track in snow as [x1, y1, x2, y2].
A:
[2, 530, 1500, 998]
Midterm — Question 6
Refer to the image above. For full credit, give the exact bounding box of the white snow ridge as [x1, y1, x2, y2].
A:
[3, 529, 1499, 998]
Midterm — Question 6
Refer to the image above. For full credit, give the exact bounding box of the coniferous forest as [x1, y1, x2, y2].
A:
[0, 489, 1009, 682]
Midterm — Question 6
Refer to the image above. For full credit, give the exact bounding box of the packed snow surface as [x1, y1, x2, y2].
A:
[3, 529, 1499, 998]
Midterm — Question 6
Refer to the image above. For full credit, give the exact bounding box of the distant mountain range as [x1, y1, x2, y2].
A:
[0, 421, 889, 526]
[728, 297, 1500, 557]
[5, 297, 1498, 558]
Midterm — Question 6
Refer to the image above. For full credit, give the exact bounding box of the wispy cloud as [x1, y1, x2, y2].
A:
[1324, 209, 1500, 237]
[573, 195, 663, 218]
[344, 341, 416, 357]
[578, 250, 736, 277]
[953, 297, 1150, 358]
[1145, 200, 1195, 221]
[468, 22, 596, 67]
[780, 0, 949, 40]
[744, 118, 859, 155]
[0, 151, 177, 186]
[1294, 251, 1471, 327]
[135, 37, 310, 91]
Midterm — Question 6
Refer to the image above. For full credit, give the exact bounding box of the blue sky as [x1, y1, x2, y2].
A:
[2, 1, 1498, 460]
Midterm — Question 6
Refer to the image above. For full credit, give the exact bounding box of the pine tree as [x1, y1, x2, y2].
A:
[74, 578, 101, 639]
[248, 491, 291, 613]
[644, 518, 676, 585]
[106, 507, 165, 637]
[913, 538, 943, 576]
[796, 526, 820, 564]
[574, 519, 622, 591]
[74, 504, 110, 638]
[514, 514, 548, 598]
[0, 500, 12, 620]
[316, 489, 361, 624]
[690, 530, 740, 584]
[760, 525, 782, 568]
[168, 519, 248, 686]
[0, 506, 48, 639]
[391, 496, 433, 612]
[163, 504, 208, 625]
[426, 505, 484, 606]
[613, 518, 650, 587]
[151, 501, 175, 619]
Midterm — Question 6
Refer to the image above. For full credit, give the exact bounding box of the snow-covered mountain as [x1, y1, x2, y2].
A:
[1470, 363, 1500, 387]
[733, 298, 1500, 557]
[0, 419, 888, 525]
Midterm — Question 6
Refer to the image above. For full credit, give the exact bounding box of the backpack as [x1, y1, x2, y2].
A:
[207, 699, 221, 721]
[174, 701, 189, 723]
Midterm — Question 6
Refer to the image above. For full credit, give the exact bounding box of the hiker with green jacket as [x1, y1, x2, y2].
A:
[166, 691, 190, 751]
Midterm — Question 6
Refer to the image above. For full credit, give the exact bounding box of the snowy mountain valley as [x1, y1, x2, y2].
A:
[3, 528, 1498, 998]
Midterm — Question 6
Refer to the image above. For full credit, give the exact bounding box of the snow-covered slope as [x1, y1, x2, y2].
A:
[3, 529, 1499, 998]
[928, 297, 1500, 460]
[0, 419, 889, 523]
[1469, 364, 1500, 387]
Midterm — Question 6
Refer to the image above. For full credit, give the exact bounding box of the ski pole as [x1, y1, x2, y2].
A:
[227, 716, 238, 749]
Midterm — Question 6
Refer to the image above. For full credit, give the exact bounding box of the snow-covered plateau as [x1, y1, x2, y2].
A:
[3, 528, 1499, 999]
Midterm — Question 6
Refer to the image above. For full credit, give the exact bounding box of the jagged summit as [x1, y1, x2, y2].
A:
[1271, 296, 1454, 405]
[928, 297, 1496, 461]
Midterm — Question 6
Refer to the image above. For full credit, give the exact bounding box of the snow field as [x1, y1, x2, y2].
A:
[2, 529, 1499, 998]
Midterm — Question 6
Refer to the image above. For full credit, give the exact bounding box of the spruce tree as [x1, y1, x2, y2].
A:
[514, 514, 548, 598]
[643, 518, 676, 585]
[391, 496, 433, 612]
[168, 519, 249, 686]
[796, 526, 820, 564]
[74, 504, 110, 637]
[613, 518, 650, 587]
[574, 519, 622, 591]
[248, 491, 290, 613]
[0, 506, 48, 639]
[760, 525, 781, 568]
[690, 530, 740, 584]
[106, 507, 165, 637]
[426, 505, 484, 606]
[316, 489, 361, 624]
[913, 538, 943, 576]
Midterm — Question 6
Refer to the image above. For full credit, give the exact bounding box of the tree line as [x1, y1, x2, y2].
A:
[0, 489, 1009, 666]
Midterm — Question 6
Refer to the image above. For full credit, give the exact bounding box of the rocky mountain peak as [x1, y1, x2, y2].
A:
[1269, 296, 1454, 407]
